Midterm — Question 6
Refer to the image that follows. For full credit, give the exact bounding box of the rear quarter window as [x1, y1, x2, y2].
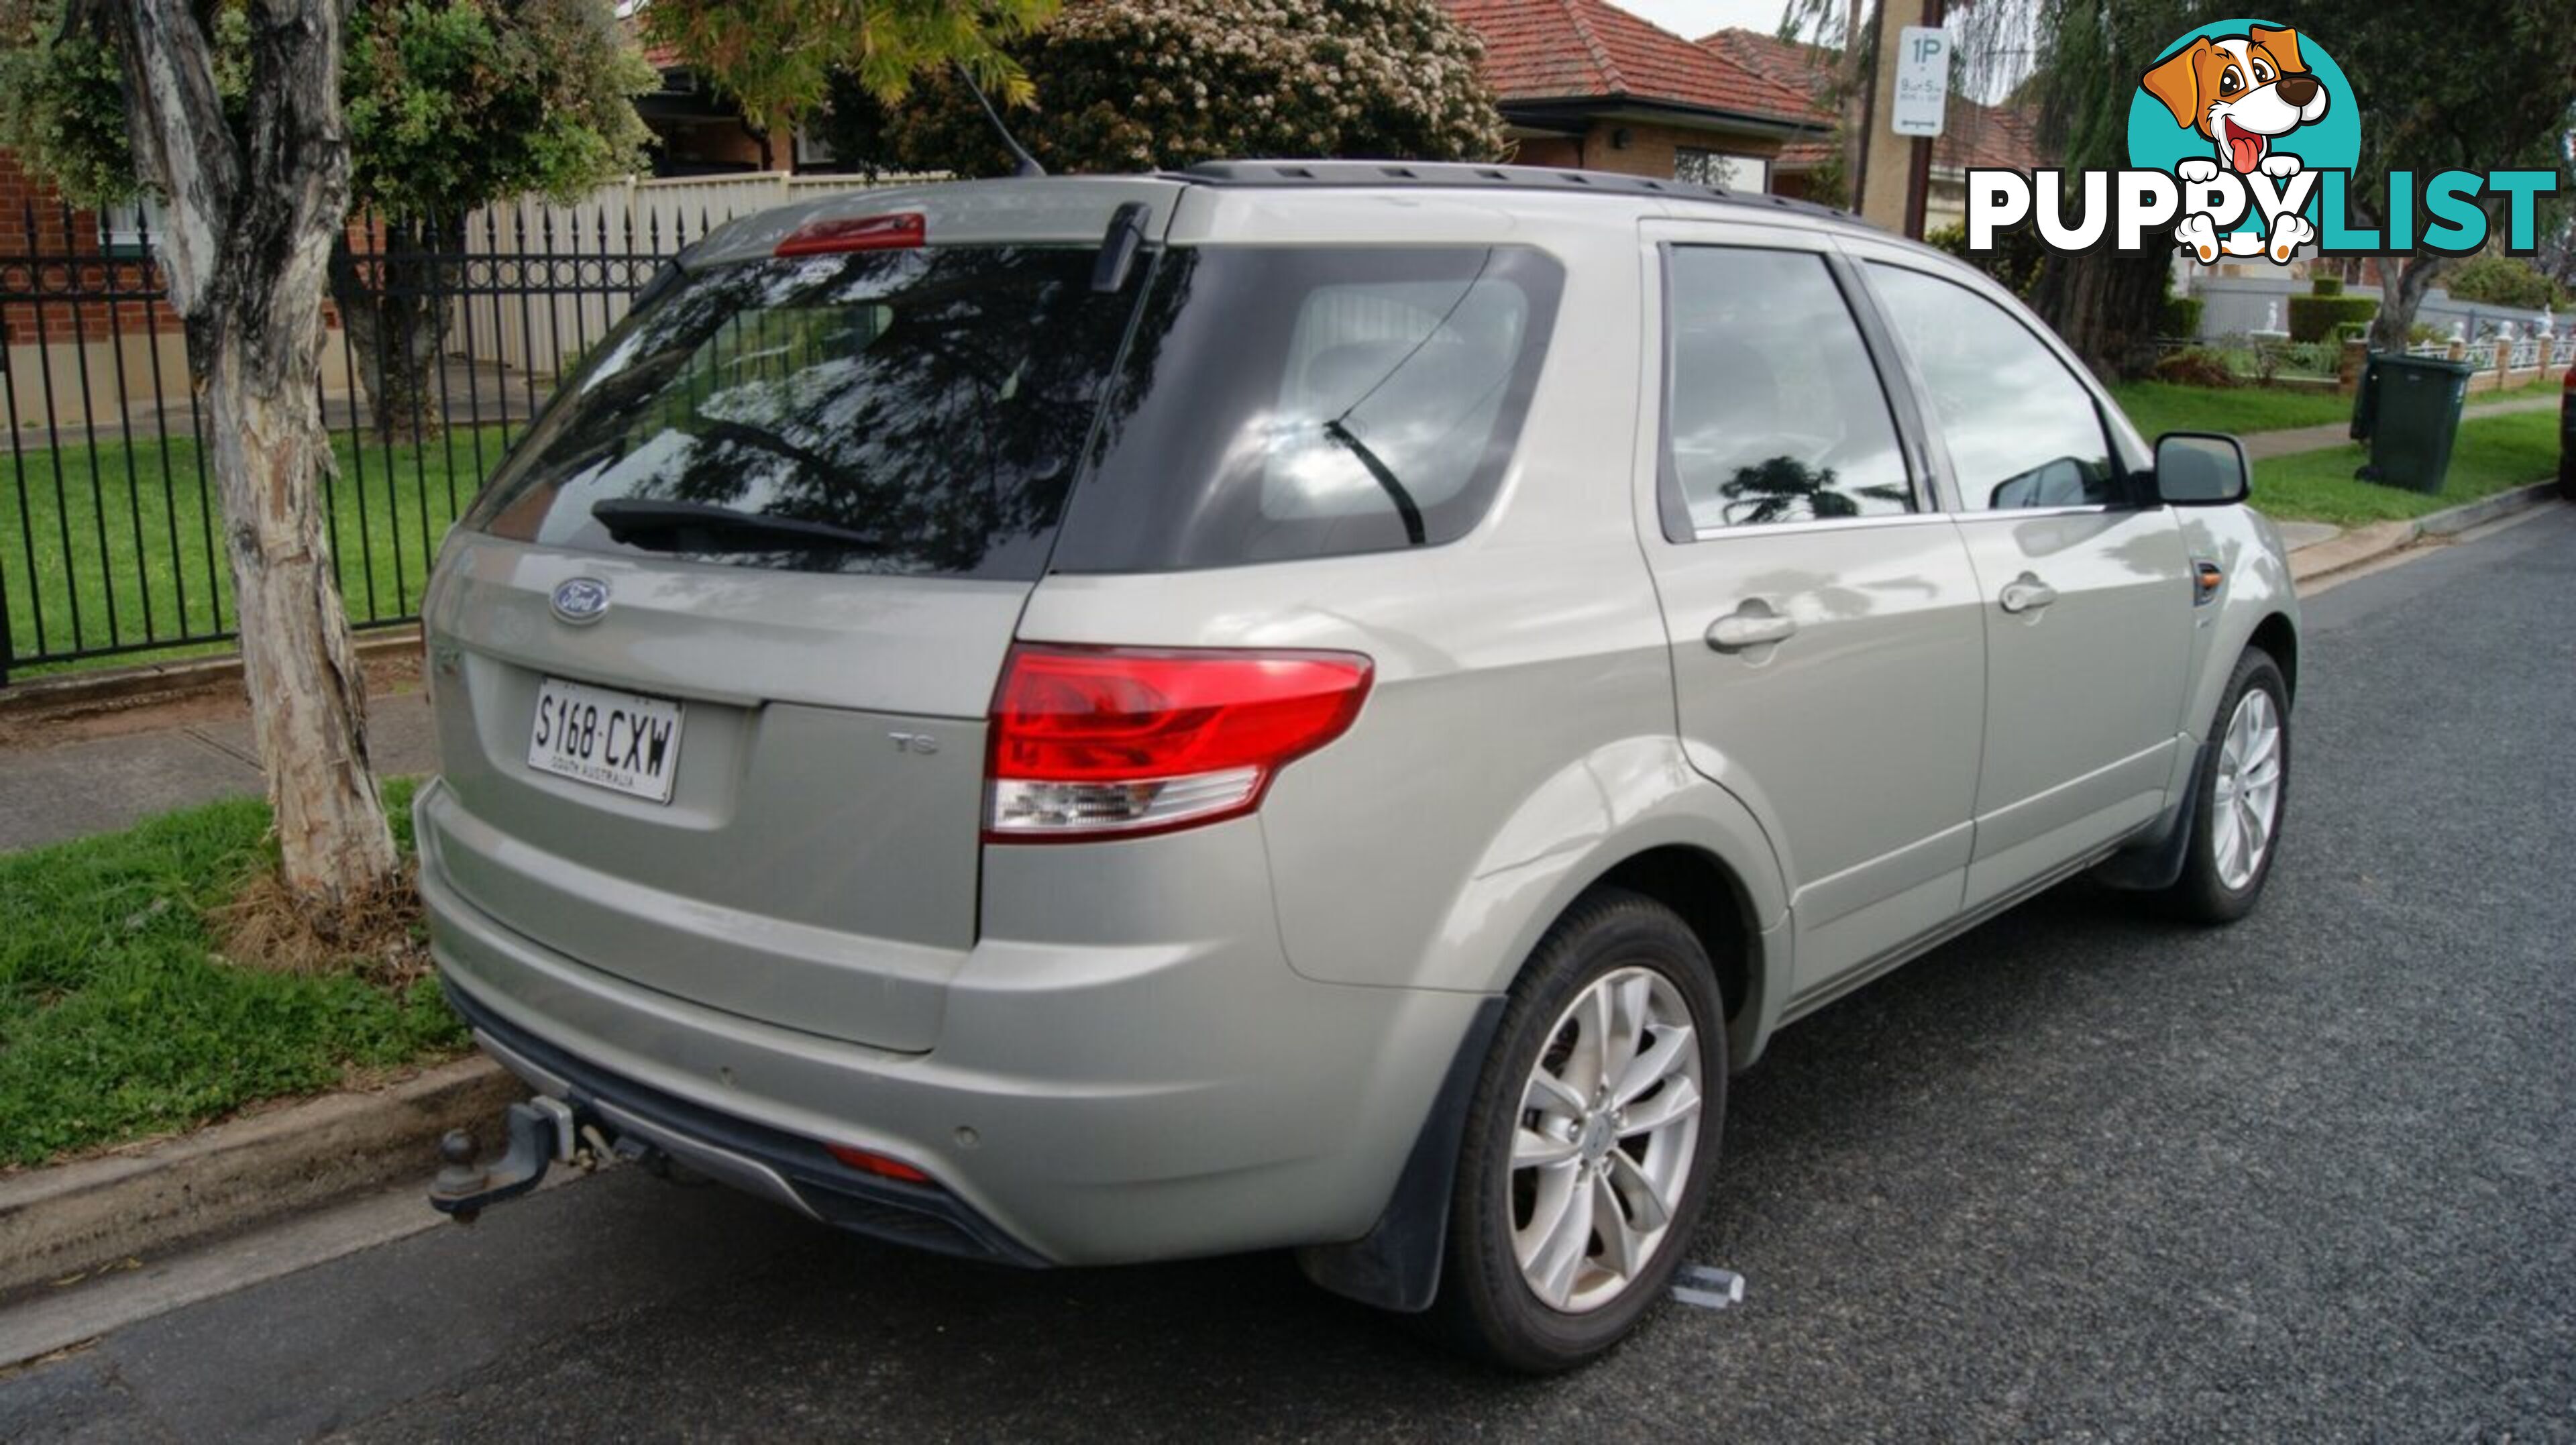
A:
[1051, 245, 1565, 572]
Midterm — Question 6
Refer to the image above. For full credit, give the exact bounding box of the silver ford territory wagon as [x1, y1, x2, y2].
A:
[416, 161, 2298, 1371]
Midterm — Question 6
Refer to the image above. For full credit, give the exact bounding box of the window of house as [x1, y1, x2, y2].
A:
[792, 125, 837, 172]
[1674, 149, 1771, 194]
[1864, 264, 2121, 513]
[1662, 246, 1913, 532]
[97, 197, 164, 258]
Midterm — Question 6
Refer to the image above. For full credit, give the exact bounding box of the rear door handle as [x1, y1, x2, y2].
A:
[1706, 604, 1798, 652]
[1998, 574, 2059, 614]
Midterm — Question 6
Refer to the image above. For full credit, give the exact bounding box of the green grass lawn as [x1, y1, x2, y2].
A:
[1, 425, 515, 674]
[0, 777, 465, 1169]
[2114, 374, 2563, 444]
[2110, 382, 2357, 439]
[2253, 410, 2563, 527]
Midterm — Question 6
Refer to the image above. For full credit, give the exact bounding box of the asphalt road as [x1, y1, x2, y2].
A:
[7, 505, 2573, 1443]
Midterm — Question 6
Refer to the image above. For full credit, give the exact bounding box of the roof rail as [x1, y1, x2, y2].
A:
[1175, 159, 1866, 225]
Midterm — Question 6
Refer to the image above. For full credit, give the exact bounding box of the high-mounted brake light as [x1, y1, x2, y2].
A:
[775, 211, 926, 257]
[985, 644, 1374, 841]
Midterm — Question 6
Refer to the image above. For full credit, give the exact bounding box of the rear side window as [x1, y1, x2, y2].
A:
[1052, 246, 1564, 572]
[1865, 264, 2121, 512]
[1661, 246, 1914, 533]
[466, 246, 1138, 580]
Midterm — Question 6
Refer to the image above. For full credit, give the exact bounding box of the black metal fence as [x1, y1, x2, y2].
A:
[0, 201, 720, 683]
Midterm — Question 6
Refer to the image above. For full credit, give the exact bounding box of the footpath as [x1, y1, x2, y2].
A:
[2241, 392, 2557, 461]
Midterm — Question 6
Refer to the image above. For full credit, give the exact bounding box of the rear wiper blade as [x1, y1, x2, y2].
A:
[591, 498, 889, 553]
[1323, 419, 1426, 545]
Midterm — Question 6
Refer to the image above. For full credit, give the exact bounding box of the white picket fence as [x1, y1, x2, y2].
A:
[455, 171, 944, 380]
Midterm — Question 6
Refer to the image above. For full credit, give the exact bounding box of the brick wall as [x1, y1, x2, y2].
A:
[0, 151, 184, 348]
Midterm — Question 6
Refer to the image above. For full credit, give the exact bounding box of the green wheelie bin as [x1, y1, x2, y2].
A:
[2349, 352, 2474, 493]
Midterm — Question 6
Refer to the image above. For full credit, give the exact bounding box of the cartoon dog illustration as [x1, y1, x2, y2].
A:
[2142, 26, 2329, 262]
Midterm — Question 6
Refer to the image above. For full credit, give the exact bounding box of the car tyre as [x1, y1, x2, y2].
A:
[1426, 888, 1727, 1373]
[2161, 647, 2290, 924]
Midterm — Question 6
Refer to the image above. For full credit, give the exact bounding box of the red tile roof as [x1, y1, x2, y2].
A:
[1933, 101, 2045, 171]
[1446, 0, 1823, 124]
[1697, 28, 1837, 125]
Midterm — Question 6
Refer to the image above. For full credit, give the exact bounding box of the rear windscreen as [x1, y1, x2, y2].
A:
[465, 239, 1563, 579]
[1055, 244, 1564, 571]
[466, 246, 1137, 580]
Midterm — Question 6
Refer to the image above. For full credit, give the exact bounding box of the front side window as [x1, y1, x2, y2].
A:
[1866, 264, 2121, 513]
[1662, 246, 1914, 533]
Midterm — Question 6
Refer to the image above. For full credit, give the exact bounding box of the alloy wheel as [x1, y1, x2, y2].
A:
[1510, 965, 1704, 1314]
[2211, 687, 2284, 890]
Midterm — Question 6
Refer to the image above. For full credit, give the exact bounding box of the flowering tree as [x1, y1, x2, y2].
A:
[818, 0, 1507, 176]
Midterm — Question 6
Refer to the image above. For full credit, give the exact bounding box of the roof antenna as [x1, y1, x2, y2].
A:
[951, 61, 1046, 178]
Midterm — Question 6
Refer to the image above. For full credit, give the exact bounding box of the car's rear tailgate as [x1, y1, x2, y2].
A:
[418, 536, 1017, 1052]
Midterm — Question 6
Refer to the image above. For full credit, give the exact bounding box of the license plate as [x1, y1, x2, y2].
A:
[527, 677, 686, 804]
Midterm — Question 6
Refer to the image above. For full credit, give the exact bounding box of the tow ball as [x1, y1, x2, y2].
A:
[430, 1096, 664, 1221]
[428, 1096, 587, 1222]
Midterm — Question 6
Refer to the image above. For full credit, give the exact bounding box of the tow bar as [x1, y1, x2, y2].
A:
[429, 1095, 630, 1222]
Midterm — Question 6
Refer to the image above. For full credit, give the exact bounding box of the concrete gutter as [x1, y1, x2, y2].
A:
[0, 1056, 514, 1303]
[2290, 483, 2563, 587]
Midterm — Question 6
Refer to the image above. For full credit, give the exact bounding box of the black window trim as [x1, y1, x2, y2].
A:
[1652, 240, 1935, 543]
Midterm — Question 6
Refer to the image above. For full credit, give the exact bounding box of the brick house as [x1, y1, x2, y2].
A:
[1697, 25, 2049, 224]
[0, 152, 375, 428]
[0, 152, 199, 429]
[1443, 0, 1833, 191]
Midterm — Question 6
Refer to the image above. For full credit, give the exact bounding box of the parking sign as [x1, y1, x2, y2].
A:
[1893, 26, 1949, 138]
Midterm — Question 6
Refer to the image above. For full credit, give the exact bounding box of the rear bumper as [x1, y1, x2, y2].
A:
[415, 779, 1491, 1266]
[442, 979, 1046, 1265]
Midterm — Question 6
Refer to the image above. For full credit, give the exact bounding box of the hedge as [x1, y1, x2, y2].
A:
[2288, 294, 2376, 343]
[2159, 295, 2205, 337]
[2310, 276, 2345, 297]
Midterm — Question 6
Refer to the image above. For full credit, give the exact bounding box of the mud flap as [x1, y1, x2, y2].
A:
[1295, 995, 1506, 1313]
[2094, 734, 2216, 893]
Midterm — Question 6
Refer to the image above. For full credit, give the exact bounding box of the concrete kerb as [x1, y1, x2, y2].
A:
[0, 625, 423, 720]
[2290, 483, 2563, 586]
[0, 1056, 516, 1304]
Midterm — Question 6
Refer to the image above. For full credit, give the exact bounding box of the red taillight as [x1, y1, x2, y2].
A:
[775, 211, 925, 256]
[985, 644, 1374, 842]
[826, 1142, 932, 1184]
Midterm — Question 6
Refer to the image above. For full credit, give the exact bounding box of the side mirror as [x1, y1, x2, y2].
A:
[2153, 431, 2250, 506]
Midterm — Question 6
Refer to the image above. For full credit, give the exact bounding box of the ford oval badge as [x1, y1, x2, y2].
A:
[550, 576, 610, 625]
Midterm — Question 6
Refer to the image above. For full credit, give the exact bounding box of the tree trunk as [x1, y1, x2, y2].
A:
[329, 219, 462, 444]
[2031, 244, 2174, 381]
[2367, 255, 2451, 354]
[197, 318, 398, 906]
[95, 0, 399, 910]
